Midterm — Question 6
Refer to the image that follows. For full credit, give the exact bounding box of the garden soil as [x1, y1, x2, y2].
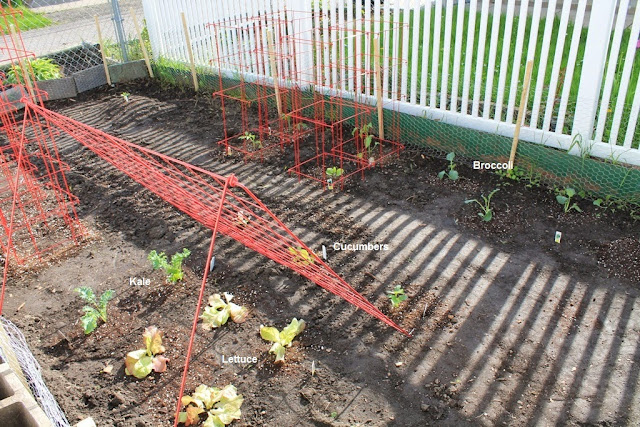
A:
[3, 79, 640, 426]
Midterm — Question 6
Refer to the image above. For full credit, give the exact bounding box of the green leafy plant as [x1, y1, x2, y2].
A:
[294, 122, 309, 132]
[260, 318, 306, 362]
[75, 286, 115, 334]
[555, 187, 582, 213]
[148, 248, 191, 283]
[353, 122, 378, 161]
[288, 246, 314, 266]
[238, 131, 262, 149]
[179, 384, 243, 426]
[6, 58, 61, 84]
[387, 285, 407, 308]
[325, 166, 343, 180]
[121, 91, 131, 102]
[280, 113, 292, 128]
[438, 152, 459, 181]
[124, 326, 169, 379]
[465, 188, 500, 222]
[200, 293, 248, 330]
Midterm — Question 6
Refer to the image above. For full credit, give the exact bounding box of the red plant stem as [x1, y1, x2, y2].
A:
[173, 174, 235, 427]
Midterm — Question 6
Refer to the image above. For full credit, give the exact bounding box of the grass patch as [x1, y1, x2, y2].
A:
[1, 6, 52, 31]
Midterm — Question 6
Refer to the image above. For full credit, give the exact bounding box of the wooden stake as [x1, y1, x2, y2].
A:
[266, 29, 283, 117]
[8, 24, 35, 100]
[509, 60, 534, 169]
[374, 37, 384, 140]
[181, 12, 199, 91]
[130, 8, 154, 78]
[94, 15, 112, 86]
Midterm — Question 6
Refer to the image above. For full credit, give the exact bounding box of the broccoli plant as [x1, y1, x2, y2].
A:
[465, 188, 499, 222]
[75, 286, 115, 334]
[148, 248, 191, 283]
[438, 152, 459, 181]
[200, 293, 248, 330]
[238, 131, 262, 150]
[125, 326, 169, 379]
[179, 384, 243, 426]
[260, 318, 306, 363]
[387, 285, 407, 308]
[555, 187, 582, 213]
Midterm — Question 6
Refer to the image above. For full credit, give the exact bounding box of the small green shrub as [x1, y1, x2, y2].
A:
[5, 58, 61, 84]
[148, 248, 191, 283]
[74, 286, 115, 334]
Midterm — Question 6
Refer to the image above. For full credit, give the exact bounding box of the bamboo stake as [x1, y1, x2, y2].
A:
[374, 37, 384, 140]
[266, 29, 283, 117]
[8, 24, 35, 101]
[130, 8, 154, 78]
[509, 60, 534, 169]
[94, 15, 112, 86]
[181, 12, 199, 91]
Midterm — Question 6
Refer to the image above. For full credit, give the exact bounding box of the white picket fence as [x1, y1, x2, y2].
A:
[142, 0, 640, 166]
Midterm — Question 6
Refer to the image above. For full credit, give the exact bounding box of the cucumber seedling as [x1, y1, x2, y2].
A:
[387, 285, 408, 308]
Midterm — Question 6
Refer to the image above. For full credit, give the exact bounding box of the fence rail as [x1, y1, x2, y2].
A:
[142, 0, 640, 167]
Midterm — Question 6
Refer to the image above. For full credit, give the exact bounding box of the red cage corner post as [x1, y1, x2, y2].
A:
[0, 8, 86, 314]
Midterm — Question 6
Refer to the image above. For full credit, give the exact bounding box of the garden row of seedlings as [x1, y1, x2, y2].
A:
[75, 247, 411, 426]
[439, 152, 640, 222]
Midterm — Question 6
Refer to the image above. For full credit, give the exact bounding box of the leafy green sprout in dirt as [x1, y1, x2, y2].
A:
[200, 293, 248, 330]
[179, 384, 243, 426]
[124, 326, 169, 379]
[465, 188, 500, 222]
[120, 92, 131, 102]
[288, 246, 314, 266]
[148, 248, 191, 283]
[352, 122, 378, 161]
[260, 318, 306, 363]
[438, 152, 459, 181]
[325, 166, 344, 180]
[238, 131, 262, 149]
[5, 58, 61, 84]
[387, 285, 408, 308]
[555, 187, 583, 213]
[74, 286, 115, 335]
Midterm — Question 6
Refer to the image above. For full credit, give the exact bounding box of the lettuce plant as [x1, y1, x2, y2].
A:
[74, 286, 115, 334]
[260, 318, 306, 363]
[125, 326, 169, 379]
[200, 293, 248, 330]
[179, 384, 243, 426]
[148, 248, 191, 283]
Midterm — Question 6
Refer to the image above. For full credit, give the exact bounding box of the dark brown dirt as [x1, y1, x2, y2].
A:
[2, 78, 639, 427]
